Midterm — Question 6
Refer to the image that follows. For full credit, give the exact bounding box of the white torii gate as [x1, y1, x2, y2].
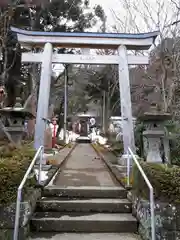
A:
[11, 27, 159, 155]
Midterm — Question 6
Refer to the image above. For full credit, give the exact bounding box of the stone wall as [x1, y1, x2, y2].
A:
[131, 193, 180, 240]
[0, 188, 41, 240]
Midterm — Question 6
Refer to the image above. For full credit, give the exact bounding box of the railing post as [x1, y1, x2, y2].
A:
[150, 188, 155, 240]
[13, 188, 22, 240]
[38, 146, 44, 184]
[127, 150, 130, 187]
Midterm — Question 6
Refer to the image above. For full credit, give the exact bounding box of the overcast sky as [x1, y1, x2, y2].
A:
[54, 0, 178, 73]
[89, 0, 177, 34]
[89, 0, 119, 30]
[89, 0, 119, 20]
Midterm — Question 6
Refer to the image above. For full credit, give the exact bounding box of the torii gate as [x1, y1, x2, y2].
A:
[11, 26, 159, 155]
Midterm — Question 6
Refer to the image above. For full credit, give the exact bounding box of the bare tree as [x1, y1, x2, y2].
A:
[111, 0, 180, 115]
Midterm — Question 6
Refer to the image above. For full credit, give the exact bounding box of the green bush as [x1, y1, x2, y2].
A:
[0, 144, 36, 205]
[169, 135, 180, 165]
[133, 161, 180, 203]
[165, 120, 180, 165]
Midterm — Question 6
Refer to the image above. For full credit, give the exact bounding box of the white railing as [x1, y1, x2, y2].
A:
[127, 147, 155, 240]
[13, 145, 44, 240]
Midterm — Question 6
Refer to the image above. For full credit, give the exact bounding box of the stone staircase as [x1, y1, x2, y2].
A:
[76, 136, 91, 143]
[30, 186, 138, 237]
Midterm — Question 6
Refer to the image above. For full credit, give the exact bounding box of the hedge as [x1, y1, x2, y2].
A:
[133, 162, 180, 203]
[0, 144, 36, 205]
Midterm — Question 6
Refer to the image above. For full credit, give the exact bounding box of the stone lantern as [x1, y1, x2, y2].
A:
[139, 104, 171, 163]
[0, 98, 35, 144]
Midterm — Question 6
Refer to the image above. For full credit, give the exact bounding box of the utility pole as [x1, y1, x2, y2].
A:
[102, 15, 107, 133]
[63, 65, 68, 143]
[102, 91, 106, 133]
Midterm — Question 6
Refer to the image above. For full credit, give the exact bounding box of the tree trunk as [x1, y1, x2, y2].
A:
[27, 94, 36, 138]
[104, 91, 109, 134]
[56, 97, 64, 138]
[104, 79, 111, 135]
[26, 65, 39, 138]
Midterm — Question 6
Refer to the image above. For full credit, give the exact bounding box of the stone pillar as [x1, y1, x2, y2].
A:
[34, 43, 53, 150]
[118, 45, 135, 164]
[163, 137, 170, 163]
[143, 131, 164, 163]
[143, 136, 148, 156]
[44, 125, 53, 150]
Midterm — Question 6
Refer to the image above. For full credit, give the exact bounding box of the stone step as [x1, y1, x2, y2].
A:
[76, 137, 91, 143]
[43, 186, 127, 199]
[37, 198, 132, 213]
[34, 165, 52, 171]
[31, 212, 137, 233]
[29, 232, 141, 240]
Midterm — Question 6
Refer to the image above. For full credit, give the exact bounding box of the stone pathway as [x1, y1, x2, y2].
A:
[54, 143, 118, 186]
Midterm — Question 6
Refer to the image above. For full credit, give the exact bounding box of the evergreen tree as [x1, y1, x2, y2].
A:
[0, 0, 105, 106]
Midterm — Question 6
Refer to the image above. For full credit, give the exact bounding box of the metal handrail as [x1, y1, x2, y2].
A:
[127, 147, 155, 240]
[13, 145, 44, 240]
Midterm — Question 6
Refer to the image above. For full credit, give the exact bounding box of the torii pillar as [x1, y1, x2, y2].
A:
[118, 45, 135, 164]
[34, 43, 53, 150]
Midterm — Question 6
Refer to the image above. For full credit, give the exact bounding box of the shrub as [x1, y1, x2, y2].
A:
[165, 120, 180, 165]
[0, 144, 36, 205]
[133, 161, 180, 203]
[169, 135, 180, 166]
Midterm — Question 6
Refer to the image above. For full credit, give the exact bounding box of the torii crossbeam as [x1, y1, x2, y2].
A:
[11, 26, 159, 157]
